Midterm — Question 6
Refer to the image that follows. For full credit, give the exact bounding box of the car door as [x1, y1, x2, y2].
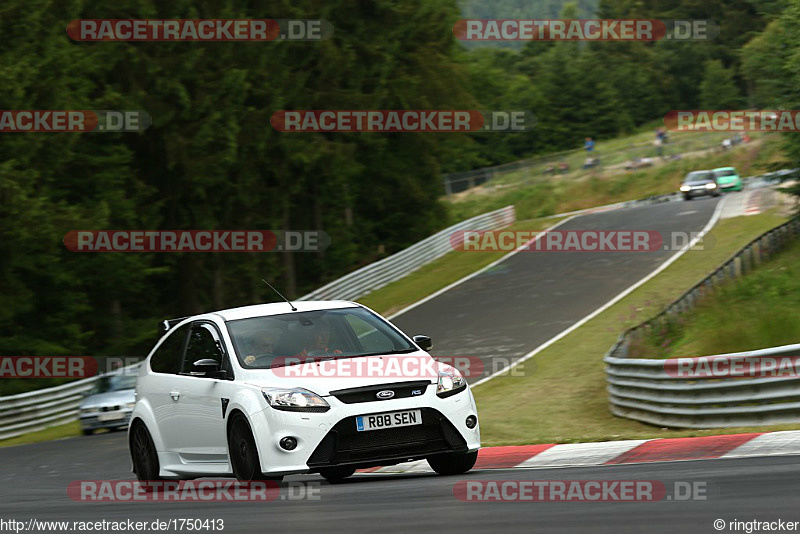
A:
[167, 321, 235, 460]
[140, 323, 190, 453]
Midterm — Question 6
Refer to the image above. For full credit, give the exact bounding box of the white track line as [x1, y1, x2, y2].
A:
[387, 215, 578, 321]
[471, 195, 728, 387]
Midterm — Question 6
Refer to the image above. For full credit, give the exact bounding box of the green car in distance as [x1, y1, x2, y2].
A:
[712, 167, 743, 192]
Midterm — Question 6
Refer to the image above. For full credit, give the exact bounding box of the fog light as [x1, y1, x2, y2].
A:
[465, 415, 477, 429]
[279, 436, 298, 451]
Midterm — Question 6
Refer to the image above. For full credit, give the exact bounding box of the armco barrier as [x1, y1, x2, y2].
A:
[0, 364, 140, 441]
[0, 206, 515, 441]
[605, 212, 800, 429]
[298, 205, 515, 301]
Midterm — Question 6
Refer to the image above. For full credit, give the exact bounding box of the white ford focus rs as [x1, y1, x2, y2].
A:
[128, 300, 480, 483]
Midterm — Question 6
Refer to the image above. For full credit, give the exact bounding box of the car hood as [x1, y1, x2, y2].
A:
[240, 353, 447, 395]
[716, 175, 738, 182]
[684, 180, 714, 186]
[80, 389, 135, 409]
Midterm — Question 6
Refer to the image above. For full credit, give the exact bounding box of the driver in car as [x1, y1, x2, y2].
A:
[243, 330, 276, 366]
[302, 323, 343, 358]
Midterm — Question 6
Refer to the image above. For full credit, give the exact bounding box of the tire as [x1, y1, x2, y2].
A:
[227, 414, 282, 482]
[82, 428, 94, 436]
[319, 466, 356, 483]
[683, 194, 691, 201]
[427, 451, 478, 476]
[129, 421, 161, 489]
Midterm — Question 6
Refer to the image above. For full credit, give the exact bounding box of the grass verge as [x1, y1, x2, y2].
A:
[473, 209, 799, 446]
[0, 420, 82, 448]
[447, 133, 782, 222]
[637, 238, 800, 358]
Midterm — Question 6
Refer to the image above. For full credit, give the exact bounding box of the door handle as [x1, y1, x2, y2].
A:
[170, 391, 181, 401]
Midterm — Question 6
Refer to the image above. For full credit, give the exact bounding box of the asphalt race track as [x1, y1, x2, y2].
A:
[392, 196, 722, 381]
[4, 195, 762, 534]
[3, 431, 799, 533]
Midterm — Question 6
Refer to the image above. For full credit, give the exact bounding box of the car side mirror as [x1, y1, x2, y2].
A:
[413, 335, 432, 351]
[191, 359, 225, 378]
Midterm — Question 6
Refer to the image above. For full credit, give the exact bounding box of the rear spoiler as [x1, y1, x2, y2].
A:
[159, 317, 189, 337]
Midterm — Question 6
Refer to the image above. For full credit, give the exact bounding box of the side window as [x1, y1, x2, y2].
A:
[183, 323, 225, 374]
[345, 314, 394, 353]
[150, 324, 189, 374]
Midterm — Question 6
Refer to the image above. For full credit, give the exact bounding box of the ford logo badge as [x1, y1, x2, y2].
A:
[376, 390, 395, 400]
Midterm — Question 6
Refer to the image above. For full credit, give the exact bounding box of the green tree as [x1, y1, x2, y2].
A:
[699, 59, 742, 109]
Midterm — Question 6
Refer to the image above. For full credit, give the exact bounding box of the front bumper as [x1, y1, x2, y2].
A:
[307, 407, 467, 469]
[79, 410, 132, 431]
[250, 384, 480, 474]
[719, 181, 742, 190]
[683, 187, 718, 197]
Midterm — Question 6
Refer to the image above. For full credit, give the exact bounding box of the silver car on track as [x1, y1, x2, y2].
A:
[79, 372, 137, 435]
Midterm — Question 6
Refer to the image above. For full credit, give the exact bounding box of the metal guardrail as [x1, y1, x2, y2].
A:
[0, 207, 515, 440]
[298, 205, 515, 301]
[0, 363, 142, 441]
[4, 172, 794, 439]
[604, 192, 800, 429]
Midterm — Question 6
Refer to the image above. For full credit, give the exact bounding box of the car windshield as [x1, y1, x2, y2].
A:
[227, 307, 416, 369]
[714, 169, 736, 177]
[684, 172, 712, 183]
[97, 373, 137, 393]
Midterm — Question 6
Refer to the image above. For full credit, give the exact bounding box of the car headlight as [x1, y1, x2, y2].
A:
[79, 408, 94, 416]
[437, 367, 467, 398]
[262, 387, 330, 412]
[125, 402, 136, 410]
[705, 182, 717, 189]
[680, 185, 690, 192]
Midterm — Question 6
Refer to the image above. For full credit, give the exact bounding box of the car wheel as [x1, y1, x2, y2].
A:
[319, 466, 356, 483]
[82, 428, 94, 436]
[427, 450, 478, 476]
[227, 414, 281, 482]
[683, 194, 691, 201]
[129, 421, 161, 489]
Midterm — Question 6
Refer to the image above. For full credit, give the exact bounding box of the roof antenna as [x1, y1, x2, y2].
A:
[262, 279, 297, 311]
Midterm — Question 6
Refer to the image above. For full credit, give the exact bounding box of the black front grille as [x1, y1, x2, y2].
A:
[330, 381, 430, 404]
[307, 408, 466, 468]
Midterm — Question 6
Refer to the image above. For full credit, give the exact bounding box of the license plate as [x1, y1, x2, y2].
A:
[356, 409, 422, 432]
[97, 412, 125, 422]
